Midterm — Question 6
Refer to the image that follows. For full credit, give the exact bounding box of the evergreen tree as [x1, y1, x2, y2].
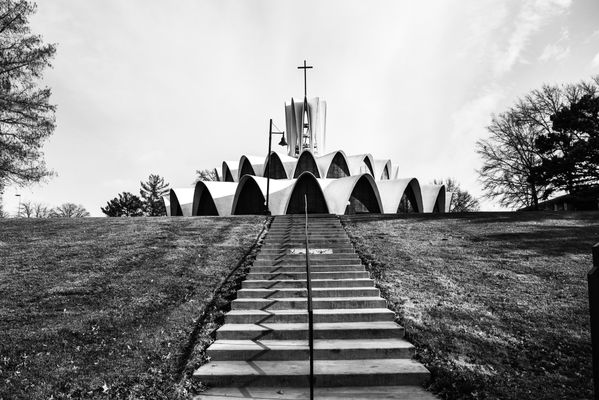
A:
[534, 93, 599, 194]
[140, 174, 169, 216]
[101, 192, 144, 217]
[0, 1, 56, 188]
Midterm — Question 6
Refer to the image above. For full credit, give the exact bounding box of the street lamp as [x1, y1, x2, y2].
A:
[265, 118, 287, 215]
[15, 193, 21, 218]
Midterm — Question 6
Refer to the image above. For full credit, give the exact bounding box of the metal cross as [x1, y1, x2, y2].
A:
[297, 60, 313, 98]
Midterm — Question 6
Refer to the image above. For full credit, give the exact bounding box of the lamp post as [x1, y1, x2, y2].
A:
[15, 193, 21, 218]
[265, 118, 287, 215]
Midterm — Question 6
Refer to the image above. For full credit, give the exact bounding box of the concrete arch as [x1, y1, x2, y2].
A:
[222, 161, 237, 182]
[347, 154, 375, 176]
[238, 155, 265, 180]
[421, 184, 447, 213]
[323, 174, 383, 215]
[170, 188, 194, 217]
[162, 195, 171, 217]
[317, 150, 350, 178]
[293, 150, 321, 178]
[377, 178, 423, 213]
[192, 181, 238, 216]
[285, 172, 329, 214]
[263, 152, 294, 180]
[445, 192, 454, 213]
[374, 159, 392, 181]
[238, 156, 256, 178]
[231, 175, 266, 215]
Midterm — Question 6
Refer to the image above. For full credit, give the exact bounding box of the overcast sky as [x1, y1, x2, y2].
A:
[4, 0, 599, 216]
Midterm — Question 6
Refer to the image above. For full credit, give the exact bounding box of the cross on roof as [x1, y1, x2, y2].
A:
[297, 60, 313, 98]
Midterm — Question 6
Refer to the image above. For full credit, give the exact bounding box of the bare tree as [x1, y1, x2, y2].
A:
[477, 76, 599, 209]
[50, 203, 89, 218]
[33, 202, 49, 218]
[20, 200, 33, 217]
[433, 178, 480, 212]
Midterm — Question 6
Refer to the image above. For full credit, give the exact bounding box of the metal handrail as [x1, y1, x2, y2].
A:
[304, 195, 314, 399]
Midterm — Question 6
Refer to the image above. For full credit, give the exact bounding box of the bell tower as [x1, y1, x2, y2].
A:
[284, 60, 327, 157]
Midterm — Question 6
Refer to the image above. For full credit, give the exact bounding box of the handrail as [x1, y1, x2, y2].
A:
[589, 243, 599, 399]
[304, 195, 315, 400]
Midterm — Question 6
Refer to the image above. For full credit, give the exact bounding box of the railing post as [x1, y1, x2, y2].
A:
[589, 243, 599, 399]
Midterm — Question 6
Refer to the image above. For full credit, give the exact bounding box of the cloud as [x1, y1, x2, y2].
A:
[494, 0, 572, 75]
[538, 28, 570, 62]
[592, 52, 599, 68]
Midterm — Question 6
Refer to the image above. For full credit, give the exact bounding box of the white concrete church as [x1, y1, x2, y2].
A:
[166, 63, 451, 216]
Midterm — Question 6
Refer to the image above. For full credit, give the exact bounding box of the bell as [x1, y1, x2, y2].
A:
[278, 135, 288, 147]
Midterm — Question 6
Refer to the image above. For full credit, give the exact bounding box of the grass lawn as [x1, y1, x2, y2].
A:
[342, 212, 599, 400]
[0, 216, 265, 400]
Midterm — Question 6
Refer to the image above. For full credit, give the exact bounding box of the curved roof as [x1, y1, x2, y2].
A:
[231, 175, 295, 215]
[238, 155, 265, 180]
[170, 188, 195, 216]
[373, 159, 392, 181]
[222, 161, 238, 182]
[377, 178, 423, 213]
[346, 154, 375, 176]
[316, 150, 350, 178]
[322, 173, 383, 214]
[162, 195, 171, 217]
[292, 150, 321, 178]
[285, 172, 329, 214]
[263, 152, 296, 179]
[421, 184, 447, 213]
[192, 181, 238, 216]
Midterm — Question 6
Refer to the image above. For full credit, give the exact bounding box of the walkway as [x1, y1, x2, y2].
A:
[194, 215, 437, 399]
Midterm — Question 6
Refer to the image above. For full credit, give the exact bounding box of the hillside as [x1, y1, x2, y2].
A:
[343, 212, 599, 400]
[0, 217, 265, 399]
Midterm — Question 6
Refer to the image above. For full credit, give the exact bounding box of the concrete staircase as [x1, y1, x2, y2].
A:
[194, 215, 437, 399]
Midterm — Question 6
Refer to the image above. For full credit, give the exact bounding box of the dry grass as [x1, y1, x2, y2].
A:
[0, 216, 265, 400]
[342, 212, 599, 400]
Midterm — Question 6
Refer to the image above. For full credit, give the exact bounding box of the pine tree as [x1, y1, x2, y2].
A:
[101, 192, 144, 217]
[140, 174, 169, 216]
[1, 1, 57, 188]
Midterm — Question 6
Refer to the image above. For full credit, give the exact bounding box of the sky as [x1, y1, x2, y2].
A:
[4, 0, 599, 216]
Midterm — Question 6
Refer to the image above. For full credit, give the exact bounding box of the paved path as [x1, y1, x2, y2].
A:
[194, 215, 438, 399]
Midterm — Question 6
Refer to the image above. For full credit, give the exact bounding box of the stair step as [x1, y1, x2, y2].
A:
[242, 278, 374, 289]
[255, 253, 358, 261]
[196, 386, 440, 399]
[193, 359, 430, 387]
[231, 296, 385, 310]
[225, 308, 395, 323]
[247, 271, 369, 280]
[208, 338, 415, 360]
[250, 265, 365, 273]
[216, 321, 403, 340]
[236, 287, 379, 298]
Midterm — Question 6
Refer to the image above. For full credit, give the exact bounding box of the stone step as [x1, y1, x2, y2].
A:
[216, 321, 404, 340]
[255, 253, 358, 261]
[236, 287, 379, 299]
[195, 386, 440, 399]
[266, 235, 349, 240]
[241, 278, 374, 289]
[207, 338, 415, 361]
[250, 265, 365, 273]
[224, 308, 395, 324]
[247, 271, 370, 280]
[253, 259, 361, 267]
[193, 358, 430, 387]
[258, 249, 356, 255]
[260, 245, 355, 252]
[231, 296, 386, 310]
